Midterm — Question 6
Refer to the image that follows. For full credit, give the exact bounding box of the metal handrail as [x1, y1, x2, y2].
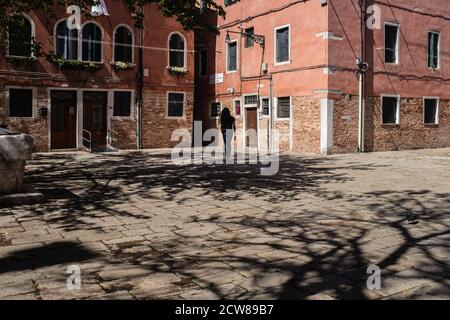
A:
[82, 129, 92, 153]
[107, 129, 119, 150]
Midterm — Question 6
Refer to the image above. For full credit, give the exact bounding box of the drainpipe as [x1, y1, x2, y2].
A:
[358, 0, 367, 153]
[136, 12, 144, 150]
[268, 73, 274, 151]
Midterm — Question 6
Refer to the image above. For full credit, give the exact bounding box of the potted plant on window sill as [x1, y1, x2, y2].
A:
[110, 61, 135, 71]
[167, 66, 188, 75]
[46, 54, 102, 72]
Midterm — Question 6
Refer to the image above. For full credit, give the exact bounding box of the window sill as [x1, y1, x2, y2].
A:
[6, 55, 37, 61]
[381, 123, 400, 127]
[274, 61, 291, 66]
[424, 123, 439, 127]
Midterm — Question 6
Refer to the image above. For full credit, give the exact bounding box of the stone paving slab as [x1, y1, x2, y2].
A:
[0, 148, 449, 300]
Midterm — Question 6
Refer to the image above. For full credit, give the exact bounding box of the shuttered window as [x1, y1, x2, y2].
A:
[276, 26, 290, 64]
[227, 41, 237, 72]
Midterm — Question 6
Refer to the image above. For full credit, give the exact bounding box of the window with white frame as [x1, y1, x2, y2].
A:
[82, 23, 102, 62]
[169, 33, 186, 68]
[55, 20, 78, 60]
[385, 23, 399, 64]
[114, 25, 133, 63]
[113, 91, 132, 117]
[8, 15, 33, 57]
[8, 88, 33, 117]
[428, 32, 440, 69]
[424, 98, 439, 124]
[275, 26, 290, 64]
[227, 40, 237, 72]
[382, 96, 400, 124]
[277, 97, 291, 119]
[167, 92, 185, 117]
[211, 102, 221, 118]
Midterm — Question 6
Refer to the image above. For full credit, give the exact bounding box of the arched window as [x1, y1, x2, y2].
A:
[82, 22, 102, 62]
[168, 33, 186, 68]
[55, 20, 78, 60]
[8, 15, 33, 57]
[114, 25, 133, 63]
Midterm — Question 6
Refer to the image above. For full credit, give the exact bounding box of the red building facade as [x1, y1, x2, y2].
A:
[0, 1, 195, 152]
[196, 0, 450, 154]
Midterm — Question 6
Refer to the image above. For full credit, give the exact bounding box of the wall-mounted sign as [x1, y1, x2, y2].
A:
[210, 73, 224, 84]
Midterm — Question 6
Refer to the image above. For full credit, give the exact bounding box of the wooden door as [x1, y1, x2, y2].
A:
[246, 107, 258, 148]
[83, 91, 107, 149]
[51, 90, 77, 149]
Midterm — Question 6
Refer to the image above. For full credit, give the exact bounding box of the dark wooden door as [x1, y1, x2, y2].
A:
[83, 91, 107, 149]
[51, 90, 77, 149]
[246, 107, 258, 148]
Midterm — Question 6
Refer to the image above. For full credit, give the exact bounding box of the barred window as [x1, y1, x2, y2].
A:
[277, 97, 290, 119]
[244, 95, 258, 105]
[167, 93, 185, 117]
[261, 98, 269, 116]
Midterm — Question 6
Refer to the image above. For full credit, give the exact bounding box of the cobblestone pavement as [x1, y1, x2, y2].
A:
[0, 148, 449, 300]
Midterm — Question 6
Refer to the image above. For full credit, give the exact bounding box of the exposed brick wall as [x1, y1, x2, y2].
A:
[291, 96, 320, 154]
[333, 96, 450, 153]
[333, 95, 359, 154]
[111, 118, 137, 150]
[141, 90, 194, 149]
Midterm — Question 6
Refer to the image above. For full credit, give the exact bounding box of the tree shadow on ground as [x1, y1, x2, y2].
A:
[2, 151, 448, 299]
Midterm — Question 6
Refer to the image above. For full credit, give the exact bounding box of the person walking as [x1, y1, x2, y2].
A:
[220, 107, 236, 160]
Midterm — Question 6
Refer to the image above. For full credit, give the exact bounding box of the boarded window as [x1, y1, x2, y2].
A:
[277, 97, 290, 119]
[424, 98, 438, 124]
[56, 20, 78, 60]
[168, 93, 184, 117]
[382, 96, 399, 124]
[428, 32, 440, 69]
[385, 24, 399, 63]
[9, 88, 33, 117]
[82, 23, 102, 62]
[262, 98, 269, 116]
[211, 102, 221, 117]
[114, 26, 133, 63]
[227, 41, 237, 71]
[276, 26, 290, 63]
[113, 91, 131, 117]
